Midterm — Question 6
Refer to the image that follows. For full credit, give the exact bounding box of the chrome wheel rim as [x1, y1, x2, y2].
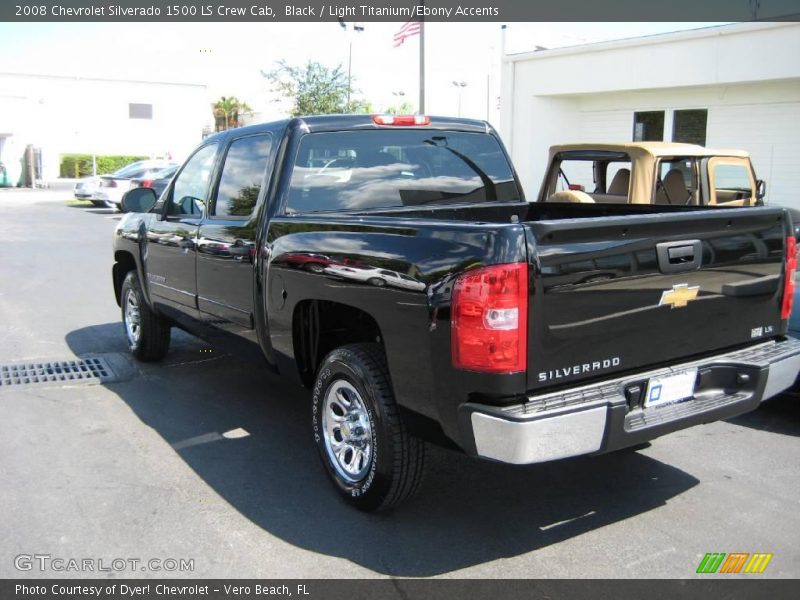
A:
[322, 380, 373, 483]
[124, 290, 141, 347]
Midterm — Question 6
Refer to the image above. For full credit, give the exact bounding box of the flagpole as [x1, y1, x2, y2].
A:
[419, 2, 425, 114]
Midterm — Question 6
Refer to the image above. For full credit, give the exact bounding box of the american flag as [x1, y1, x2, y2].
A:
[393, 19, 422, 47]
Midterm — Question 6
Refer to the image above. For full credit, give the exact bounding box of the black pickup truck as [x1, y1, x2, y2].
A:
[113, 114, 800, 511]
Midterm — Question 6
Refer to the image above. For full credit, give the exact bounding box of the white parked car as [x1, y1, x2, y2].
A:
[74, 160, 177, 208]
[323, 264, 425, 291]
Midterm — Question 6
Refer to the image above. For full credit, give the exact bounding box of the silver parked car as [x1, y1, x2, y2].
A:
[74, 160, 177, 208]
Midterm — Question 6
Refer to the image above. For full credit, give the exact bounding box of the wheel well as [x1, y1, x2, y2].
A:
[293, 300, 384, 387]
[113, 251, 137, 306]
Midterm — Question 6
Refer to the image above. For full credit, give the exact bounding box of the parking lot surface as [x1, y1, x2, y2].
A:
[1, 189, 799, 578]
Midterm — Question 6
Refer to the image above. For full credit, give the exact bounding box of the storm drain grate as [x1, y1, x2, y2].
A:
[0, 357, 115, 387]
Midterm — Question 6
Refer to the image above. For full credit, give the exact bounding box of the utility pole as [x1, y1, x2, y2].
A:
[419, 1, 425, 113]
[452, 81, 467, 117]
[339, 19, 364, 109]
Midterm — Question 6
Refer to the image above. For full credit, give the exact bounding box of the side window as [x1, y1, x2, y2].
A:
[168, 144, 218, 217]
[655, 157, 698, 205]
[604, 161, 632, 197]
[710, 160, 754, 206]
[213, 134, 273, 218]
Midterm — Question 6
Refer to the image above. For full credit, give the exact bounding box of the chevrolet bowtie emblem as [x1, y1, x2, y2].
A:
[659, 283, 700, 309]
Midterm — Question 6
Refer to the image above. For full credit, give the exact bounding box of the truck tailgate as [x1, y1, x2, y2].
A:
[525, 207, 791, 391]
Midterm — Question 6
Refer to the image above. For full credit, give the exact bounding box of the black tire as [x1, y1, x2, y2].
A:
[89, 200, 107, 207]
[120, 271, 171, 361]
[312, 343, 425, 511]
[367, 277, 386, 287]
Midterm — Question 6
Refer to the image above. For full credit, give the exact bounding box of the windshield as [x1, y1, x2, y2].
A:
[112, 161, 149, 178]
[112, 161, 173, 178]
[287, 130, 519, 213]
[152, 165, 179, 179]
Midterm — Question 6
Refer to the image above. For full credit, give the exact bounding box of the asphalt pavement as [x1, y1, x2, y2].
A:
[0, 188, 798, 579]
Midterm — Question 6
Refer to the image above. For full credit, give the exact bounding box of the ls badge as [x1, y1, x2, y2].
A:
[659, 283, 700, 309]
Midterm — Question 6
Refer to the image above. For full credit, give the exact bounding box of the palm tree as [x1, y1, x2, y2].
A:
[213, 97, 253, 131]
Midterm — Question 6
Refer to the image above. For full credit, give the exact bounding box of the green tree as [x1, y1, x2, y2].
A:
[346, 99, 375, 114]
[385, 100, 415, 115]
[213, 96, 253, 132]
[265, 60, 372, 116]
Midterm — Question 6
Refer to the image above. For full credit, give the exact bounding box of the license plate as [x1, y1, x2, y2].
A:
[644, 369, 698, 408]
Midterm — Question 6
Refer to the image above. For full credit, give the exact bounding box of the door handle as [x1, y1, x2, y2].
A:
[656, 240, 702, 274]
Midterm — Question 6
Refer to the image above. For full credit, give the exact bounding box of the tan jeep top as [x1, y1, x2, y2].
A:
[548, 142, 750, 159]
[543, 143, 757, 206]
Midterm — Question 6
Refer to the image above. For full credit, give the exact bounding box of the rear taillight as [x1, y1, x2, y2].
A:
[451, 263, 528, 373]
[781, 236, 797, 320]
[141, 180, 154, 188]
[372, 114, 431, 126]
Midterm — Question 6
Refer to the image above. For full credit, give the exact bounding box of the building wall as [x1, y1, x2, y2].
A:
[0, 73, 208, 181]
[501, 23, 800, 208]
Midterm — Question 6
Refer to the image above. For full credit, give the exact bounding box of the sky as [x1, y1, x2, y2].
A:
[0, 21, 728, 125]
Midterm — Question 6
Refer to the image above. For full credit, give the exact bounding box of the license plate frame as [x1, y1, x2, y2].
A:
[644, 368, 698, 408]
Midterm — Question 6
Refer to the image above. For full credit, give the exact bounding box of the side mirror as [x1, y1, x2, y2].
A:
[756, 179, 767, 202]
[121, 187, 158, 213]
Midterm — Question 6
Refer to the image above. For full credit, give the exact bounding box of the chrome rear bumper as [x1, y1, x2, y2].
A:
[461, 338, 800, 465]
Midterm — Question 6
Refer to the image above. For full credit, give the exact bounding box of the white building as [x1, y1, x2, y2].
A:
[0, 72, 208, 182]
[500, 22, 800, 208]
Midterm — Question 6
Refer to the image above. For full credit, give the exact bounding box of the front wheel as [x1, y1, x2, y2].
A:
[121, 271, 171, 361]
[312, 343, 425, 511]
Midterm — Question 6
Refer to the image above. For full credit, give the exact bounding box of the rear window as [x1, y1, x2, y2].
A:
[546, 151, 632, 202]
[286, 130, 518, 213]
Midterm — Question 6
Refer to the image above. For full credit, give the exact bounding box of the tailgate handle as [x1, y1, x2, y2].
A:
[656, 240, 702, 274]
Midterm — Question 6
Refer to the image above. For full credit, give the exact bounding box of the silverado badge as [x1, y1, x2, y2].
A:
[659, 283, 700, 309]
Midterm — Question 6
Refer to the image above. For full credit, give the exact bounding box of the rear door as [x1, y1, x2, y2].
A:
[196, 132, 274, 330]
[526, 207, 789, 391]
[706, 157, 757, 206]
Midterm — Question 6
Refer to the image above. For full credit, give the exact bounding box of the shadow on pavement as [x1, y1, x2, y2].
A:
[728, 392, 800, 437]
[68, 322, 701, 577]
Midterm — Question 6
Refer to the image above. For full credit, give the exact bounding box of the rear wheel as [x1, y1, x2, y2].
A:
[312, 343, 425, 511]
[121, 271, 171, 361]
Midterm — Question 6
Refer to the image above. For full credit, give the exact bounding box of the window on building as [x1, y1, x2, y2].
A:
[213, 134, 273, 218]
[129, 103, 153, 119]
[633, 111, 664, 142]
[673, 109, 708, 146]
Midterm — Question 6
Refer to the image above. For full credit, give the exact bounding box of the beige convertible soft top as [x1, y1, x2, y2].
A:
[549, 142, 750, 160]
[544, 142, 754, 204]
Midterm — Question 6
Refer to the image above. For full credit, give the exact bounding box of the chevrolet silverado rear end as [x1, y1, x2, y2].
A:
[456, 203, 800, 464]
